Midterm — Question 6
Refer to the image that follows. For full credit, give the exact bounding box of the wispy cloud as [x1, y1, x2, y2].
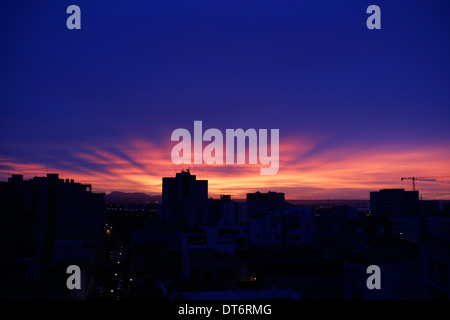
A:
[1, 134, 449, 199]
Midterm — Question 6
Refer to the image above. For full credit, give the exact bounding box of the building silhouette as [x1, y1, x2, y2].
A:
[246, 191, 286, 217]
[0, 174, 105, 299]
[344, 238, 424, 300]
[419, 240, 450, 299]
[370, 188, 419, 217]
[2, 171, 448, 300]
[162, 169, 208, 228]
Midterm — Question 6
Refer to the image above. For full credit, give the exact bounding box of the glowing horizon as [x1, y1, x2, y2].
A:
[1, 135, 449, 200]
[1, 2, 449, 201]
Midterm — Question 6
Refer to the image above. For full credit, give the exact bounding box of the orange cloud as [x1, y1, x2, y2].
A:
[1, 136, 449, 200]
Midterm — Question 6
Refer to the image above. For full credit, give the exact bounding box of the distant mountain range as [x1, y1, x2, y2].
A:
[105, 191, 161, 204]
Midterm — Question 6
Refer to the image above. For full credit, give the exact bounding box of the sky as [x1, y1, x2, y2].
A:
[1, 0, 449, 199]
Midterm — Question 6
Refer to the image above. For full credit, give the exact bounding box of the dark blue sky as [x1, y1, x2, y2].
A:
[1, 0, 449, 198]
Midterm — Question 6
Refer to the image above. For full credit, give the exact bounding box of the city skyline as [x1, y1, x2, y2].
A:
[1, 1, 450, 199]
[2, 168, 449, 300]
[1, 133, 450, 199]
[2, 165, 450, 201]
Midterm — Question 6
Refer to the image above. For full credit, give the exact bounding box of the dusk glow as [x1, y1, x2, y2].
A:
[1, 0, 449, 199]
[1, 0, 450, 304]
[1, 135, 449, 199]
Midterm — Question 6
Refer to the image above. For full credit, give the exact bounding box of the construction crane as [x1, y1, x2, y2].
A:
[401, 177, 418, 191]
[401, 177, 450, 192]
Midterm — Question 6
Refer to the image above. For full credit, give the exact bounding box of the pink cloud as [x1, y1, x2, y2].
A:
[1, 135, 449, 200]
